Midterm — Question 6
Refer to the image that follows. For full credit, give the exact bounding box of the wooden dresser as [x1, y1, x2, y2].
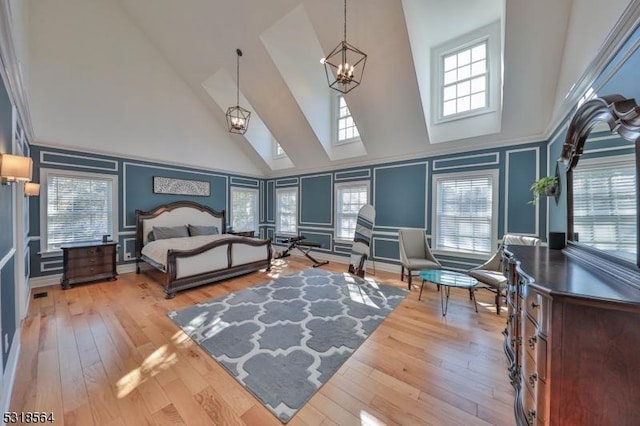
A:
[61, 241, 118, 289]
[503, 245, 640, 425]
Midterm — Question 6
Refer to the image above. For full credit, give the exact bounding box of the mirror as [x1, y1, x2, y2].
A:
[563, 94, 640, 268]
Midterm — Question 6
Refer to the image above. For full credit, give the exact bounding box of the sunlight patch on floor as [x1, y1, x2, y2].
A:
[360, 409, 386, 425]
[267, 258, 288, 278]
[116, 345, 177, 398]
[172, 330, 194, 348]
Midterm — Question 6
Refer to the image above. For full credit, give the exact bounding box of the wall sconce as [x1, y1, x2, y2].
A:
[0, 153, 33, 185]
[24, 182, 40, 197]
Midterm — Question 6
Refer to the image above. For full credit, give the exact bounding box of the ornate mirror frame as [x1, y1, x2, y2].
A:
[561, 94, 640, 270]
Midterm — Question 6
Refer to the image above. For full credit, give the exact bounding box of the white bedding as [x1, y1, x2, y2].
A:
[141, 234, 226, 268]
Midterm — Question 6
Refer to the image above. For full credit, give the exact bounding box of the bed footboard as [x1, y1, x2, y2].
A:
[162, 236, 272, 298]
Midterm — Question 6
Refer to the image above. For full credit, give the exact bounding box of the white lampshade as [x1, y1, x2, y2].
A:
[0, 154, 33, 183]
[24, 182, 40, 197]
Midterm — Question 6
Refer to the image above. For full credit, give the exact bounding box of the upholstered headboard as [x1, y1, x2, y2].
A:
[135, 201, 226, 256]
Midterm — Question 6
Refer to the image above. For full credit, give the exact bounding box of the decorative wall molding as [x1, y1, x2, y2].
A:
[40, 151, 119, 171]
[504, 146, 540, 237]
[432, 152, 499, 171]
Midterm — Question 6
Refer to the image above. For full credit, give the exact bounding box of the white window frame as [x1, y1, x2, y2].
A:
[276, 187, 298, 236]
[440, 40, 488, 118]
[230, 186, 259, 233]
[431, 169, 499, 258]
[40, 168, 119, 254]
[431, 21, 501, 125]
[332, 94, 361, 146]
[334, 180, 370, 243]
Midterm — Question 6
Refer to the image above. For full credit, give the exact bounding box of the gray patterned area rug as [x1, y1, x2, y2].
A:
[168, 268, 407, 423]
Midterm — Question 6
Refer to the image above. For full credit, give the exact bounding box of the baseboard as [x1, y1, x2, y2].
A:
[29, 263, 138, 289]
[0, 331, 21, 414]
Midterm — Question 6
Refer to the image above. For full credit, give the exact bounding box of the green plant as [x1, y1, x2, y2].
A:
[529, 176, 559, 204]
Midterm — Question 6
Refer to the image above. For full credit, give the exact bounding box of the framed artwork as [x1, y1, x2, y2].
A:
[153, 176, 210, 197]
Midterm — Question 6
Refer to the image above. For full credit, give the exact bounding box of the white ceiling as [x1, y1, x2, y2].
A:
[22, 0, 635, 177]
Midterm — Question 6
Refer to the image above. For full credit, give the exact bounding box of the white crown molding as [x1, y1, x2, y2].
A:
[544, 0, 640, 140]
[0, 0, 34, 142]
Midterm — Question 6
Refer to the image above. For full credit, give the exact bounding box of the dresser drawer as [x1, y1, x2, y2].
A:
[525, 288, 549, 332]
[522, 384, 538, 426]
[523, 351, 539, 402]
[524, 316, 539, 362]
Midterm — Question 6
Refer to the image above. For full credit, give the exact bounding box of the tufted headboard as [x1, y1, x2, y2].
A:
[135, 201, 226, 257]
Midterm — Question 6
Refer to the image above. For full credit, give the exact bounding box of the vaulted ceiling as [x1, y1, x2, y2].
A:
[21, 0, 635, 177]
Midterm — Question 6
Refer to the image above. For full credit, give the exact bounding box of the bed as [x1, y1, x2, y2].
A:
[135, 201, 272, 298]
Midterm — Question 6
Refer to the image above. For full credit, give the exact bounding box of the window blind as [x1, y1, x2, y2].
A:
[573, 160, 636, 256]
[46, 174, 113, 250]
[231, 188, 258, 231]
[336, 184, 368, 239]
[435, 175, 493, 254]
[277, 188, 297, 234]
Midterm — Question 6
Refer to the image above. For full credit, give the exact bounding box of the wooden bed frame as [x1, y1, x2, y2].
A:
[135, 201, 272, 298]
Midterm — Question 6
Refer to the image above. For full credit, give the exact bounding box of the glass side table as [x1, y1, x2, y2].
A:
[419, 269, 478, 316]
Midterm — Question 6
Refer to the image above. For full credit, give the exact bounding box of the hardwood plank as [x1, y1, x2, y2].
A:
[150, 403, 186, 426]
[161, 379, 219, 426]
[193, 386, 246, 426]
[308, 392, 361, 426]
[35, 349, 64, 425]
[63, 402, 96, 426]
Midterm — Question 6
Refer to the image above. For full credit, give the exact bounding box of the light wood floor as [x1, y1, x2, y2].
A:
[10, 258, 515, 425]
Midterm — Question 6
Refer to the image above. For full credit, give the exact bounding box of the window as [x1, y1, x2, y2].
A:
[274, 141, 286, 158]
[433, 171, 497, 255]
[573, 156, 636, 260]
[41, 169, 118, 252]
[276, 187, 298, 235]
[442, 41, 487, 117]
[231, 187, 259, 232]
[336, 95, 360, 144]
[335, 181, 369, 240]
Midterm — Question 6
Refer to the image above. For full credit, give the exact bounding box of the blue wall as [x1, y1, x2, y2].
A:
[0, 71, 16, 369]
[28, 145, 263, 277]
[264, 142, 547, 270]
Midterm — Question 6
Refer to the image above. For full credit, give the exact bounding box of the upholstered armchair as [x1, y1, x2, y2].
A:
[398, 228, 441, 290]
[468, 234, 541, 314]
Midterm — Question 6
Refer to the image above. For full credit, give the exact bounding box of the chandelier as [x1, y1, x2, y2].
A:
[226, 49, 251, 134]
[321, 0, 367, 94]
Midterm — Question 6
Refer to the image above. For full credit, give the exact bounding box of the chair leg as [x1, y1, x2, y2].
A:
[400, 265, 405, 282]
[407, 270, 412, 290]
[495, 292, 501, 315]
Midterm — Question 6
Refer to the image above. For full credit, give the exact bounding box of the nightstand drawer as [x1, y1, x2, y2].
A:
[66, 244, 116, 260]
[68, 256, 112, 268]
[65, 263, 115, 279]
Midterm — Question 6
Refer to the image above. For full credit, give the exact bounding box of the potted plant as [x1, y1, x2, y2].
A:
[529, 176, 559, 204]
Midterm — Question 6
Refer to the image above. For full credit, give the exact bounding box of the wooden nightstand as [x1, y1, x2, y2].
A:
[228, 230, 255, 237]
[60, 241, 118, 289]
